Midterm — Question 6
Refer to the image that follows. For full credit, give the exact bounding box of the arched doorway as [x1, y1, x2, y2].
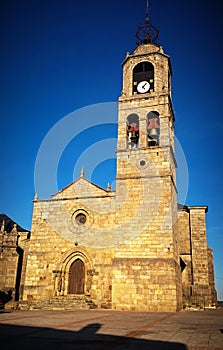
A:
[68, 259, 85, 294]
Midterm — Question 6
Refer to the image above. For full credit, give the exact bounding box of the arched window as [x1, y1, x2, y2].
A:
[147, 111, 160, 146]
[126, 114, 139, 149]
[68, 259, 85, 294]
[133, 61, 154, 94]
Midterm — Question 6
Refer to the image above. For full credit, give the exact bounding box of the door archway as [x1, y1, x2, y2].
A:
[68, 258, 85, 294]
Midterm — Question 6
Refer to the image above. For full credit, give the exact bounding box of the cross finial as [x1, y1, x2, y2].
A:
[145, 0, 149, 23]
[80, 167, 85, 177]
[135, 0, 159, 46]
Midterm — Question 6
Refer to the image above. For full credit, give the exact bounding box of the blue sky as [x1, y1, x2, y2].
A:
[1, 0, 223, 300]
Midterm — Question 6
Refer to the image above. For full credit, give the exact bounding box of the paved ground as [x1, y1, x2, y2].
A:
[0, 308, 222, 349]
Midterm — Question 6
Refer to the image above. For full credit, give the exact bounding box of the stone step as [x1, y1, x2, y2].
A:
[18, 295, 97, 310]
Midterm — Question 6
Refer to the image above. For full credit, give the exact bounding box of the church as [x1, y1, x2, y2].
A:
[0, 8, 217, 311]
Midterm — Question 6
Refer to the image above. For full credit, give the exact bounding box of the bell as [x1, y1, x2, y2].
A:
[148, 128, 158, 137]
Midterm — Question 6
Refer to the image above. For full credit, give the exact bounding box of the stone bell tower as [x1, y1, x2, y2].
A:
[112, 3, 182, 311]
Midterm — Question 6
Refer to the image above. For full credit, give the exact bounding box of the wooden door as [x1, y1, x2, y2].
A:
[68, 259, 85, 294]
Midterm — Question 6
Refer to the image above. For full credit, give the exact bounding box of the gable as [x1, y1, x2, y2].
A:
[52, 177, 113, 200]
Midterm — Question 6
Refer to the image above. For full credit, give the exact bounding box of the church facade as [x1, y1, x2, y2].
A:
[0, 14, 217, 311]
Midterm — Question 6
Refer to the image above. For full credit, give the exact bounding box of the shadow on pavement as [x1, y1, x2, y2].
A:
[0, 322, 188, 349]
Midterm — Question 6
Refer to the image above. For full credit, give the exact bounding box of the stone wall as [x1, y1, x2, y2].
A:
[177, 206, 217, 307]
[112, 257, 181, 312]
[0, 221, 30, 306]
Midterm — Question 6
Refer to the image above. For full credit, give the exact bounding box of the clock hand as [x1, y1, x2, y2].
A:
[142, 82, 148, 89]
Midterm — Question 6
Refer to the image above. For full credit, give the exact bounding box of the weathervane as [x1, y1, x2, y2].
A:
[136, 0, 160, 46]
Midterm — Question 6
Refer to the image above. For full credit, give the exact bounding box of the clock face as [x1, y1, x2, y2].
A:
[137, 80, 150, 93]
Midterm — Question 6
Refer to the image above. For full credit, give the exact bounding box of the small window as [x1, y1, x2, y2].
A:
[140, 160, 146, 167]
[75, 213, 86, 226]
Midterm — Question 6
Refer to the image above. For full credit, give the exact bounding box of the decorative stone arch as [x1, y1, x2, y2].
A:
[53, 248, 93, 296]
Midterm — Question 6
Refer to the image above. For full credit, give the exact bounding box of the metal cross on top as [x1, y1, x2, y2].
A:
[136, 0, 160, 46]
